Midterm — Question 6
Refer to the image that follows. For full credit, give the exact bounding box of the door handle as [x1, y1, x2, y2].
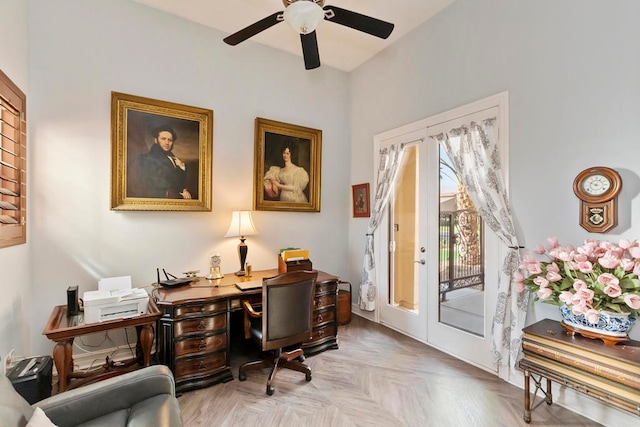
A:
[414, 259, 425, 265]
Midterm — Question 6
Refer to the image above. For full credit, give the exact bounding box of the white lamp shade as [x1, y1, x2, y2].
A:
[284, 1, 325, 34]
[224, 211, 258, 238]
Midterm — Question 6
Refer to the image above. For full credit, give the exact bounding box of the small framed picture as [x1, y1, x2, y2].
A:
[254, 117, 322, 212]
[110, 92, 213, 211]
[352, 183, 370, 218]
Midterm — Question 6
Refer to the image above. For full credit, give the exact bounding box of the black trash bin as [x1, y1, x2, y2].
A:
[7, 355, 53, 404]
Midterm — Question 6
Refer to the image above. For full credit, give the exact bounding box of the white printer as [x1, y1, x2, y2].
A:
[83, 276, 149, 323]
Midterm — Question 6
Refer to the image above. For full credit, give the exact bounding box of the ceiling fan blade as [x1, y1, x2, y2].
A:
[300, 31, 320, 70]
[324, 6, 394, 39]
[223, 12, 283, 46]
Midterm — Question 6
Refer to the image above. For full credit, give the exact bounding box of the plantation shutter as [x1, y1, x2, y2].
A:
[0, 69, 26, 248]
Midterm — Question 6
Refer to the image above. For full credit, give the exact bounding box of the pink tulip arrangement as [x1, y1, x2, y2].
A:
[516, 237, 640, 323]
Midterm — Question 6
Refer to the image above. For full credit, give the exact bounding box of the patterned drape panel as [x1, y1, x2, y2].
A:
[359, 143, 406, 311]
[433, 119, 528, 375]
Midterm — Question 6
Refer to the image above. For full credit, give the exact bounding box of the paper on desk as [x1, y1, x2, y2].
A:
[281, 249, 309, 262]
[98, 275, 132, 292]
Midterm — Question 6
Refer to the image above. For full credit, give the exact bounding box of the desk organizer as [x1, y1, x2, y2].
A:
[278, 255, 313, 274]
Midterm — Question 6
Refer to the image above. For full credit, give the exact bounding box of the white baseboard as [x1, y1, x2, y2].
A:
[73, 345, 137, 369]
[51, 344, 150, 378]
[352, 304, 375, 322]
[506, 370, 634, 426]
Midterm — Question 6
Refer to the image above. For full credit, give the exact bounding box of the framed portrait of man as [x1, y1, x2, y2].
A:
[110, 92, 213, 211]
[253, 118, 322, 212]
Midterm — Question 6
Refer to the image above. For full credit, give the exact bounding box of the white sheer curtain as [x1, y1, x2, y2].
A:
[433, 118, 528, 375]
[359, 143, 407, 311]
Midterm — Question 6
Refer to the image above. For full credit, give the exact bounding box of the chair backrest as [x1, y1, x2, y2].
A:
[261, 270, 318, 352]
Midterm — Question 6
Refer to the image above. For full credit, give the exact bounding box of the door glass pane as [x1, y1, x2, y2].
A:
[438, 146, 485, 336]
[390, 145, 418, 313]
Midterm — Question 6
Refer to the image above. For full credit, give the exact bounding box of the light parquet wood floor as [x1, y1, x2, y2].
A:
[178, 315, 602, 426]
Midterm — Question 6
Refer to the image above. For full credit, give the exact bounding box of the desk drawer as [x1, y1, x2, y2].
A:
[174, 302, 226, 318]
[174, 313, 226, 336]
[316, 281, 338, 294]
[174, 333, 227, 358]
[174, 352, 227, 379]
[309, 323, 336, 343]
[313, 308, 335, 327]
[315, 294, 336, 310]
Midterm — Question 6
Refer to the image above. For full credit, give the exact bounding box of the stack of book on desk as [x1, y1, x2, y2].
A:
[520, 319, 640, 415]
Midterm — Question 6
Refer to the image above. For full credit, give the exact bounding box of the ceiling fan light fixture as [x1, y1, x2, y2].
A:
[283, 0, 325, 35]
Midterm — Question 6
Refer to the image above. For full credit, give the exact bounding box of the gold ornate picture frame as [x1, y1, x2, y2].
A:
[111, 92, 213, 211]
[254, 117, 321, 212]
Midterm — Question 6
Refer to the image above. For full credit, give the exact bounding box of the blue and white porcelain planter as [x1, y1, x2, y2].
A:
[559, 304, 636, 338]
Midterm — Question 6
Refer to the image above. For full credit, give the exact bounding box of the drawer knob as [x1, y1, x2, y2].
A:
[197, 321, 206, 331]
[199, 339, 206, 350]
[318, 330, 325, 337]
[199, 361, 206, 370]
[316, 314, 323, 322]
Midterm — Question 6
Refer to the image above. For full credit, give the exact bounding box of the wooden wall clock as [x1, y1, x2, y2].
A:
[573, 167, 622, 233]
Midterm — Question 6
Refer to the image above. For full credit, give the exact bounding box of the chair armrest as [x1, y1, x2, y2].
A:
[241, 300, 262, 318]
[242, 300, 262, 339]
[35, 365, 176, 424]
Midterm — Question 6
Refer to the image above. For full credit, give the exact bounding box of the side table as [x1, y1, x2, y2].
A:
[42, 297, 161, 392]
[520, 319, 640, 423]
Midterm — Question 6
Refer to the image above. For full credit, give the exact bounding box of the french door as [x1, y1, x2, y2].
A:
[377, 129, 429, 341]
[376, 96, 507, 373]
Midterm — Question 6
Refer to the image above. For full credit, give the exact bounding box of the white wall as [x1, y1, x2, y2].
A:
[7, 0, 640, 422]
[349, 0, 640, 424]
[0, 0, 30, 364]
[26, 0, 351, 357]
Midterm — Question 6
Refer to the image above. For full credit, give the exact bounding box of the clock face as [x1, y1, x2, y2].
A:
[211, 255, 221, 268]
[581, 174, 612, 196]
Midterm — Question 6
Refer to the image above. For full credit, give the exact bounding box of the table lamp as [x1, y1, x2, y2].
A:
[224, 210, 258, 276]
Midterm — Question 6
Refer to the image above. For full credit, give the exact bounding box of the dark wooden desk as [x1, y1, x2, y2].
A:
[519, 319, 640, 423]
[42, 297, 161, 392]
[153, 269, 340, 393]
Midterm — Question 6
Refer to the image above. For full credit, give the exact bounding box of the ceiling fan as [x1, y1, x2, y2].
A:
[223, 0, 394, 70]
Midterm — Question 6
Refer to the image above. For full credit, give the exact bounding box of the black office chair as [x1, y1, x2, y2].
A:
[238, 270, 318, 395]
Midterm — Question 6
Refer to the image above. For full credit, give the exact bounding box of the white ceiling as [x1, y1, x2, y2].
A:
[131, 0, 455, 72]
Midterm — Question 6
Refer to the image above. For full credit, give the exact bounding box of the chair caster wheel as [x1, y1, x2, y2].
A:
[306, 373, 312, 381]
[298, 355, 305, 362]
[238, 372, 246, 381]
[267, 386, 274, 396]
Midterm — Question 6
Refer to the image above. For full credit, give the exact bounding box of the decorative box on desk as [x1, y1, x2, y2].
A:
[278, 255, 312, 273]
[519, 318, 640, 423]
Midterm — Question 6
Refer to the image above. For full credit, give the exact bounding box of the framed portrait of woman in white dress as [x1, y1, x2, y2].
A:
[253, 118, 322, 212]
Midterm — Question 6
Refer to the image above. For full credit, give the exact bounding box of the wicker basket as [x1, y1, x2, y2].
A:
[337, 281, 352, 325]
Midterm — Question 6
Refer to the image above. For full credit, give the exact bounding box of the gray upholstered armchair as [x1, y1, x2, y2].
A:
[1, 365, 183, 427]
